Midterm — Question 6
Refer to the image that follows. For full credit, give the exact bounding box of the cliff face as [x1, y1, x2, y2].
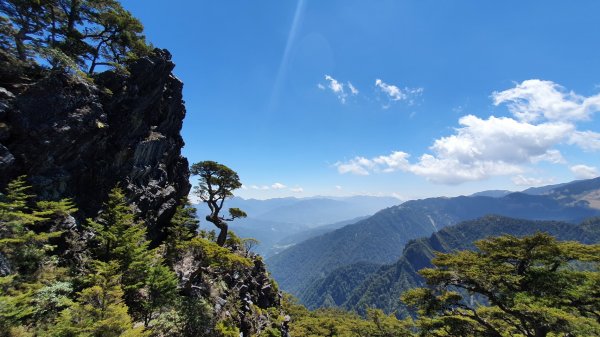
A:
[0, 50, 288, 336]
[0, 49, 190, 242]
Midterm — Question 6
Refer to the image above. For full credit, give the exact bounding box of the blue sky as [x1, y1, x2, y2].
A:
[122, 0, 600, 200]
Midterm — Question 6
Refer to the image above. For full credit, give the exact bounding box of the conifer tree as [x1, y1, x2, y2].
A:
[50, 261, 148, 337]
[88, 187, 177, 324]
[0, 176, 76, 334]
[164, 200, 199, 266]
[403, 233, 600, 337]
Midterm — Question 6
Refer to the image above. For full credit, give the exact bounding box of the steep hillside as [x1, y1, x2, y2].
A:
[300, 261, 381, 310]
[521, 177, 600, 209]
[341, 216, 600, 316]
[267, 191, 600, 297]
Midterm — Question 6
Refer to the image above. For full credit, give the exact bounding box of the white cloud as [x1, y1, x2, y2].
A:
[336, 116, 569, 184]
[321, 76, 359, 103]
[429, 115, 571, 165]
[247, 182, 306, 193]
[335, 151, 409, 176]
[375, 79, 423, 107]
[348, 82, 359, 95]
[409, 155, 523, 185]
[335, 80, 600, 184]
[324, 75, 347, 103]
[531, 149, 565, 164]
[372, 151, 411, 172]
[335, 156, 373, 175]
[271, 182, 287, 190]
[492, 79, 600, 123]
[512, 175, 553, 187]
[335, 185, 343, 190]
[375, 79, 405, 101]
[325, 75, 343, 93]
[570, 164, 599, 179]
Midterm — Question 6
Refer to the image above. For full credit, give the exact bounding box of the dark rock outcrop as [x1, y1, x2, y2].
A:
[0, 49, 190, 242]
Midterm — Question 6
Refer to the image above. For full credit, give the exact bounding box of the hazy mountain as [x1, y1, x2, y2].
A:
[226, 218, 309, 256]
[339, 215, 600, 317]
[224, 197, 301, 217]
[251, 196, 400, 226]
[195, 196, 400, 257]
[271, 216, 370, 254]
[267, 177, 600, 298]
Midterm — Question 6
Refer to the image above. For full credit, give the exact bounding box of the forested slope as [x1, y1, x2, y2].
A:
[268, 191, 600, 298]
[342, 215, 600, 316]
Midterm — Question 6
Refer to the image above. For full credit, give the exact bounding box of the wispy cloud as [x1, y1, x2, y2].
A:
[271, 182, 287, 190]
[375, 79, 405, 101]
[375, 78, 423, 108]
[511, 175, 554, 187]
[335, 79, 600, 184]
[324, 75, 347, 103]
[250, 185, 271, 190]
[570, 164, 599, 179]
[321, 75, 359, 103]
[319, 76, 422, 107]
[568, 130, 600, 151]
[246, 182, 304, 194]
[348, 82, 359, 95]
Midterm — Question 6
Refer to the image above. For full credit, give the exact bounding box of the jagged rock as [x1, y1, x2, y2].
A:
[0, 49, 190, 243]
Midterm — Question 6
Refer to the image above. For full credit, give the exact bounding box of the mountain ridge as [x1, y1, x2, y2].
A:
[267, 177, 600, 300]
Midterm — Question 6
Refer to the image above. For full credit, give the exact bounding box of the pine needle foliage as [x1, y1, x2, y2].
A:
[403, 232, 600, 337]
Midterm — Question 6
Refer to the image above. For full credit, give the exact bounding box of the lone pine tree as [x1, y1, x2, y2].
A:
[190, 161, 246, 247]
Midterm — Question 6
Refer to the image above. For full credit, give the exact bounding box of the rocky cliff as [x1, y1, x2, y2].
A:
[0, 49, 190, 242]
[0, 49, 288, 336]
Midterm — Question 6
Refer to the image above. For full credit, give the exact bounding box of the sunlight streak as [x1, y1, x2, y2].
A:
[268, 0, 307, 112]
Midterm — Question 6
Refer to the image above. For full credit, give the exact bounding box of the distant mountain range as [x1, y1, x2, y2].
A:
[194, 195, 400, 257]
[266, 177, 600, 303]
